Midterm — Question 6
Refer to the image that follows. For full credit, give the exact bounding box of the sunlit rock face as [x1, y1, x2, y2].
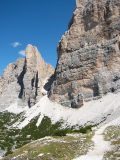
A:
[20, 44, 54, 107]
[0, 45, 54, 111]
[49, 0, 120, 108]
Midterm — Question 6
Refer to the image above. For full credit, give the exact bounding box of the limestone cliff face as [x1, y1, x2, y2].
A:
[49, 0, 120, 108]
[0, 45, 54, 111]
[19, 44, 54, 107]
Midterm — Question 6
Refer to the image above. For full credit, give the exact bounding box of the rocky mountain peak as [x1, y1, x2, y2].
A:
[0, 45, 54, 111]
[76, 0, 86, 8]
[25, 44, 43, 63]
[49, 0, 120, 108]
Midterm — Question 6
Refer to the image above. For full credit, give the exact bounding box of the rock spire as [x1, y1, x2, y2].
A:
[0, 45, 54, 111]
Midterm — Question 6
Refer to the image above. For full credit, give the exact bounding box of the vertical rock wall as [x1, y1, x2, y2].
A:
[49, 0, 120, 108]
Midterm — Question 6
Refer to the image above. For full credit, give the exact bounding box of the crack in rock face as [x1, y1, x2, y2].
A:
[49, 0, 120, 108]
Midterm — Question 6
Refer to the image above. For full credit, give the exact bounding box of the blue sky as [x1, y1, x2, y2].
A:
[0, 0, 75, 75]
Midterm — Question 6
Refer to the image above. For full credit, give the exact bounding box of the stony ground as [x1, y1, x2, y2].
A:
[103, 126, 120, 160]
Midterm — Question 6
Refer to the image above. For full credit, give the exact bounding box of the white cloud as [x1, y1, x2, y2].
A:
[11, 42, 21, 48]
[19, 50, 25, 56]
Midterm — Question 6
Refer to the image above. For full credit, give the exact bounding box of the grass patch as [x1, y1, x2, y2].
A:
[4, 132, 94, 160]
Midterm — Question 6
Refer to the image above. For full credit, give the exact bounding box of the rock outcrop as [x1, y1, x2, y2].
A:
[49, 0, 120, 108]
[0, 45, 54, 111]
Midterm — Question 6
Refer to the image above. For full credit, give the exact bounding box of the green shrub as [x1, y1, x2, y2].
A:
[54, 130, 67, 136]
[79, 125, 92, 134]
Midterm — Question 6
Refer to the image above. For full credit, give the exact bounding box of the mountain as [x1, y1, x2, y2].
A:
[0, 44, 54, 111]
[0, 0, 120, 159]
[49, 0, 120, 108]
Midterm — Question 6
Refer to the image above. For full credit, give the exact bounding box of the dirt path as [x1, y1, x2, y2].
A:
[74, 126, 110, 160]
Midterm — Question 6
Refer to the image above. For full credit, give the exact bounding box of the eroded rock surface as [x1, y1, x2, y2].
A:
[49, 0, 120, 108]
[0, 45, 54, 110]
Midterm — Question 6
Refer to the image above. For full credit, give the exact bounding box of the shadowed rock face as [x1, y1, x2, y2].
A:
[49, 0, 120, 108]
[0, 45, 54, 110]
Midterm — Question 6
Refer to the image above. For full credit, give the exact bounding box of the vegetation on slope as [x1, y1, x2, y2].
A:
[3, 133, 94, 160]
[0, 111, 94, 158]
